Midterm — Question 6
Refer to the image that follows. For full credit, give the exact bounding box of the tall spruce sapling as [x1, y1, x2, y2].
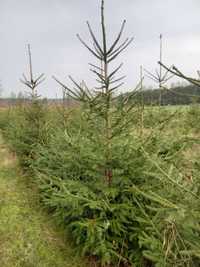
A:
[53, 0, 142, 186]
[20, 44, 45, 99]
[144, 34, 173, 106]
[55, 85, 71, 129]
[18, 45, 46, 168]
[139, 66, 145, 138]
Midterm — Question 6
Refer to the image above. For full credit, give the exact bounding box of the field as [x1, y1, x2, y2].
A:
[0, 102, 200, 267]
[1, 0, 200, 266]
[0, 123, 87, 267]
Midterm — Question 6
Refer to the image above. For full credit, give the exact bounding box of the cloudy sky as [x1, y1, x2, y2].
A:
[0, 0, 200, 98]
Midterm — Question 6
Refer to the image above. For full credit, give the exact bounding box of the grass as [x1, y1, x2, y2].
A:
[0, 135, 87, 267]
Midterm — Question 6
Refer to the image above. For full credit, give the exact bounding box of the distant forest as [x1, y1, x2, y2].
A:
[122, 84, 200, 106]
[1, 84, 200, 107]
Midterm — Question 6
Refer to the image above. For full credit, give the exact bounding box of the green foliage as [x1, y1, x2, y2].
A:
[2, 102, 200, 267]
[4, 101, 48, 170]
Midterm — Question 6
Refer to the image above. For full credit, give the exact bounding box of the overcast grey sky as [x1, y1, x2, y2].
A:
[0, 0, 200, 98]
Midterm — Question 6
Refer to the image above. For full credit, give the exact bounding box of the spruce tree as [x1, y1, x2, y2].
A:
[53, 0, 141, 186]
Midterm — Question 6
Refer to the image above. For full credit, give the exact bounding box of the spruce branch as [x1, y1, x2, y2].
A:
[158, 61, 200, 87]
[107, 20, 126, 54]
[86, 21, 104, 55]
[77, 34, 102, 60]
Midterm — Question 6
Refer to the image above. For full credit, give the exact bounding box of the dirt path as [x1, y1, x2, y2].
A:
[0, 135, 86, 267]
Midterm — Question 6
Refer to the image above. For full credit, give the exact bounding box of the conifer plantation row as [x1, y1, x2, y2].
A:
[1, 1, 200, 266]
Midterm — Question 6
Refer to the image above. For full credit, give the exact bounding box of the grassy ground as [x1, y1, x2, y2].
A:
[0, 135, 87, 267]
